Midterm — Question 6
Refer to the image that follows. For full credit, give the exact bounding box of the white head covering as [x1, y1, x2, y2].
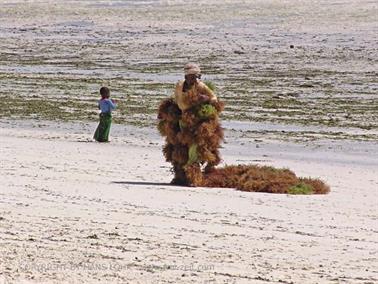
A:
[184, 63, 201, 76]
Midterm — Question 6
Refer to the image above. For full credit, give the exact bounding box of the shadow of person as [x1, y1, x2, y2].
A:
[112, 181, 174, 187]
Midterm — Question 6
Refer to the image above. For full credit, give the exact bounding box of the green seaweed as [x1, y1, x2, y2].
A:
[288, 183, 314, 195]
[186, 144, 199, 165]
[197, 104, 217, 119]
[204, 81, 216, 91]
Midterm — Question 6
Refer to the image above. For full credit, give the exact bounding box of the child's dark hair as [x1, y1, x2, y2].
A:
[100, 87, 110, 98]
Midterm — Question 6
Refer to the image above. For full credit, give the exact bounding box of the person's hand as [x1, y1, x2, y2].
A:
[199, 94, 209, 103]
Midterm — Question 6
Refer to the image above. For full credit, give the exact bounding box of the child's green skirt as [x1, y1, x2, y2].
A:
[94, 113, 112, 142]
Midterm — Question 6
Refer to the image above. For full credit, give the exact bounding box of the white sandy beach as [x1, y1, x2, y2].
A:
[0, 0, 377, 283]
[0, 119, 377, 283]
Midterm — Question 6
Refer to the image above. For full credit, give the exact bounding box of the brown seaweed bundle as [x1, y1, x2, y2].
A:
[202, 165, 329, 194]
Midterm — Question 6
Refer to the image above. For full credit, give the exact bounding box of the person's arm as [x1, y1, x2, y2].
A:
[199, 82, 217, 103]
[172, 81, 182, 102]
[108, 99, 116, 110]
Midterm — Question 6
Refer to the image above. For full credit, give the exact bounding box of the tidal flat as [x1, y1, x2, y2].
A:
[0, 0, 377, 141]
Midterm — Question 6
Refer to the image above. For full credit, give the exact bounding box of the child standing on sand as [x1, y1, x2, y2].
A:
[94, 87, 116, 142]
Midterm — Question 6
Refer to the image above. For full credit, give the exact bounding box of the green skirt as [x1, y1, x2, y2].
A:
[94, 113, 112, 142]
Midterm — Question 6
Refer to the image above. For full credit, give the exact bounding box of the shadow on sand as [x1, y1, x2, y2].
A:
[112, 181, 175, 187]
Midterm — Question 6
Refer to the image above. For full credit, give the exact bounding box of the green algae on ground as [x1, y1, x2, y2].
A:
[0, 1, 377, 140]
[288, 183, 314, 195]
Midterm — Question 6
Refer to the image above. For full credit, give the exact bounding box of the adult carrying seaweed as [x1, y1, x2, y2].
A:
[157, 64, 329, 194]
[158, 63, 224, 186]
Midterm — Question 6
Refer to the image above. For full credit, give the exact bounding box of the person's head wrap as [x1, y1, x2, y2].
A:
[184, 63, 201, 76]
